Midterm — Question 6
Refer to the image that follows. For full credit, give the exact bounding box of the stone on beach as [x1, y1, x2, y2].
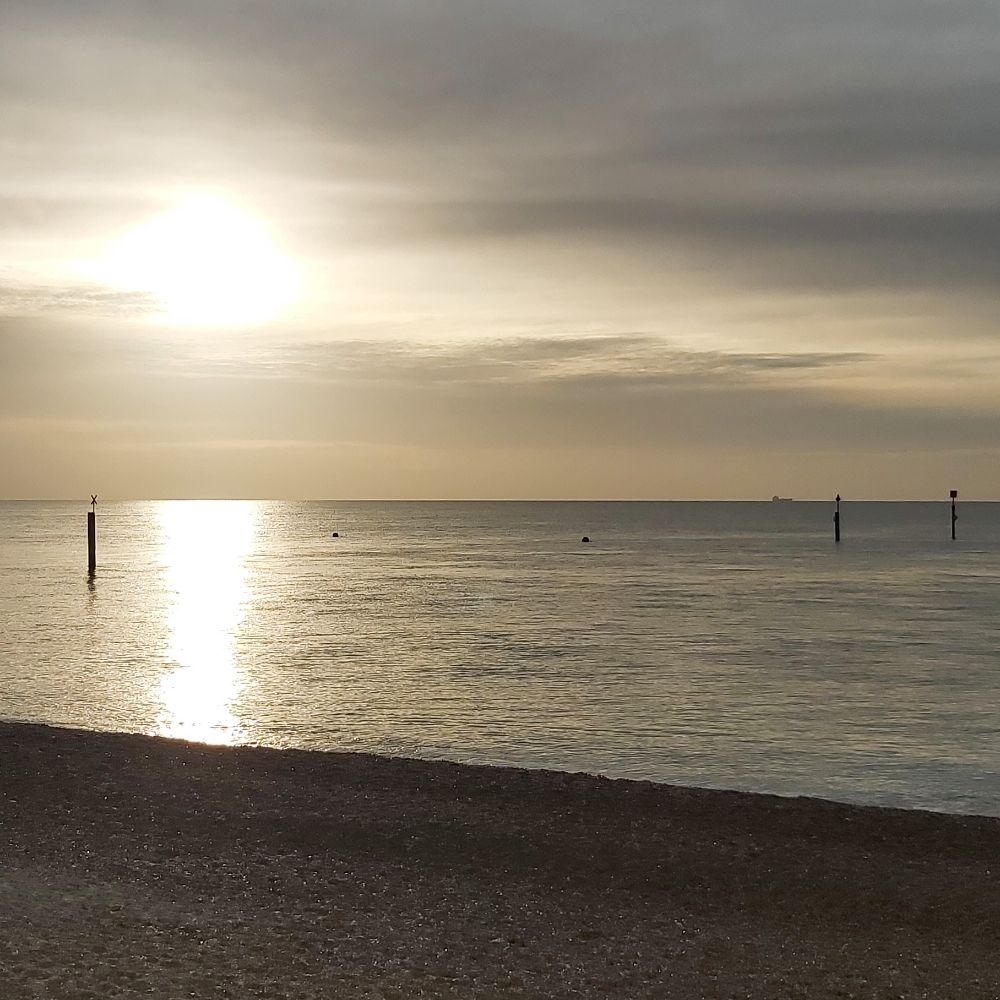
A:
[1, 722, 999, 998]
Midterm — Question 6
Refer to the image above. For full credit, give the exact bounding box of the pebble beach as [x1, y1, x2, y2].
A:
[2, 722, 999, 998]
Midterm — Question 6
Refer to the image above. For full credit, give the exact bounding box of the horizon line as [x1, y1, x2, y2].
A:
[0, 496, 992, 504]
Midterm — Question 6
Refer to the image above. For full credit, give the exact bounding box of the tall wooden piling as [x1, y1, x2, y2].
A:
[87, 495, 97, 574]
[834, 494, 841, 543]
[950, 490, 958, 541]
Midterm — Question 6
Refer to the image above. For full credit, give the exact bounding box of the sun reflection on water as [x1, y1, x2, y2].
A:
[156, 501, 257, 744]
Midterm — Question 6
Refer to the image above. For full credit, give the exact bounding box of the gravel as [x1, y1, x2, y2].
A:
[1, 722, 999, 998]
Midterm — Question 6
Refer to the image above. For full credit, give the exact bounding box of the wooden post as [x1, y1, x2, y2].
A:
[950, 490, 958, 541]
[834, 494, 841, 543]
[87, 495, 97, 573]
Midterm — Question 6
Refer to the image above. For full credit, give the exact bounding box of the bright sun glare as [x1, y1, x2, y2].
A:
[107, 195, 299, 326]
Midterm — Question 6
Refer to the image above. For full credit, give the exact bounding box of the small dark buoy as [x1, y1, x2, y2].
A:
[331, 532, 339, 538]
[581, 536, 590, 543]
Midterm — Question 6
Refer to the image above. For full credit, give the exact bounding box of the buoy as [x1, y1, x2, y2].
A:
[581, 536, 590, 543]
[331, 532, 339, 538]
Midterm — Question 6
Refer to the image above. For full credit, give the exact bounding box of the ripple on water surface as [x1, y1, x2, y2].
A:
[1, 500, 1000, 816]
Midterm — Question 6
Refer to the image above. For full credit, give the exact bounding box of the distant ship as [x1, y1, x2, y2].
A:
[771, 495, 794, 503]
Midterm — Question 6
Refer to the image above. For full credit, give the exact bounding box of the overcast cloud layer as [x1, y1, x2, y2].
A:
[1, 1, 998, 497]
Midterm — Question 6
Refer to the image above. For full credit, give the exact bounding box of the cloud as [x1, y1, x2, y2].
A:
[262, 335, 875, 388]
[1, 1, 1000, 495]
[392, 199, 1000, 294]
[0, 320, 973, 456]
[0, 282, 155, 317]
[3, 2, 999, 308]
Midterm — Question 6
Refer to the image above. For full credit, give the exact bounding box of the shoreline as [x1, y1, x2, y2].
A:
[4, 717, 998, 822]
[3, 721, 999, 997]
[5, 718, 989, 821]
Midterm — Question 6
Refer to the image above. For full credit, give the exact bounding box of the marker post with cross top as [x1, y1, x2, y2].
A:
[87, 495, 97, 574]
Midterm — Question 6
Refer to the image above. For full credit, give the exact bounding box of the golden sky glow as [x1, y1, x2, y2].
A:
[1, 2, 999, 498]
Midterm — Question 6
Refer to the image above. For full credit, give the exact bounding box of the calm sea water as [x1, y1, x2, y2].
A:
[2, 500, 999, 815]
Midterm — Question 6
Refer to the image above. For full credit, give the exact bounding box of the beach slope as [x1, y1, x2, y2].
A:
[1, 723, 998, 998]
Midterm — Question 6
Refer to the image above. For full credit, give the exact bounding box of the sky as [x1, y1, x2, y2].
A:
[2, 0, 998, 499]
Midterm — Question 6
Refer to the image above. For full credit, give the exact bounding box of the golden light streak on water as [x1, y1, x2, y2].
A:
[155, 501, 257, 744]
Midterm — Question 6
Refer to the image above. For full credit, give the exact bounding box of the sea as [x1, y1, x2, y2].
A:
[2, 500, 999, 816]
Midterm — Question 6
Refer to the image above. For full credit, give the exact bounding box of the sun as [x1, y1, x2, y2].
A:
[106, 194, 299, 326]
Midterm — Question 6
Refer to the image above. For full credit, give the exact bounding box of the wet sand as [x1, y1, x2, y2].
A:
[1, 722, 998, 998]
